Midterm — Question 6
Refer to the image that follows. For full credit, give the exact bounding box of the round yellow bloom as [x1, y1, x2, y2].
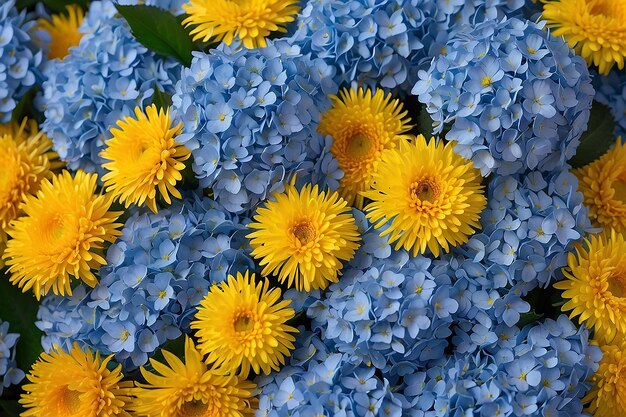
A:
[182, 0, 300, 49]
[318, 88, 412, 209]
[554, 230, 626, 341]
[101, 104, 190, 213]
[247, 184, 361, 291]
[131, 337, 257, 417]
[573, 139, 626, 234]
[3, 170, 122, 300]
[0, 119, 59, 260]
[584, 337, 626, 417]
[363, 135, 486, 257]
[192, 271, 298, 378]
[21, 343, 132, 417]
[542, 0, 626, 75]
[37, 5, 85, 60]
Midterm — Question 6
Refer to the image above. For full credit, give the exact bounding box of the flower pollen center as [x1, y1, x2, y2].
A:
[608, 270, 626, 298]
[410, 177, 441, 204]
[614, 170, 626, 203]
[346, 132, 375, 159]
[180, 398, 209, 417]
[291, 221, 316, 244]
[233, 312, 254, 333]
[61, 386, 83, 414]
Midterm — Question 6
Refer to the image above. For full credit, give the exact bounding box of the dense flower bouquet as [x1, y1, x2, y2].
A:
[1, 0, 626, 416]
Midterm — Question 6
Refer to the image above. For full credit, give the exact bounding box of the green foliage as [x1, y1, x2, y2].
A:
[151, 88, 173, 111]
[0, 275, 43, 375]
[115, 5, 195, 67]
[16, 0, 90, 12]
[570, 101, 616, 168]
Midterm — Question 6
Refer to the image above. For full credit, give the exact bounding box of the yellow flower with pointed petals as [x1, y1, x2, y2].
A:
[101, 104, 190, 213]
[192, 271, 298, 378]
[363, 135, 486, 257]
[0, 119, 59, 262]
[555, 230, 626, 341]
[573, 139, 626, 234]
[247, 184, 361, 291]
[318, 88, 412, 209]
[37, 5, 85, 60]
[20, 343, 132, 417]
[3, 170, 122, 300]
[130, 337, 257, 417]
[584, 337, 626, 417]
[542, 0, 626, 75]
[182, 0, 300, 49]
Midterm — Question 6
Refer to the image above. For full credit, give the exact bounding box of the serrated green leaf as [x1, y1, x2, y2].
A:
[570, 101, 616, 168]
[0, 276, 43, 374]
[115, 5, 194, 67]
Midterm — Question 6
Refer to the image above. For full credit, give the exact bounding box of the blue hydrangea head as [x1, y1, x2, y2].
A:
[592, 69, 626, 139]
[171, 40, 341, 214]
[0, 0, 43, 123]
[413, 18, 594, 176]
[38, 0, 183, 175]
[36, 193, 255, 369]
[0, 320, 24, 395]
[286, 0, 525, 90]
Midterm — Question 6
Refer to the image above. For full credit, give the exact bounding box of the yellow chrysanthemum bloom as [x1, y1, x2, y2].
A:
[584, 337, 626, 417]
[554, 230, 626, 341]
[3, 170, 123, 300]
[131, 337, 257, 417]
[542, 0, 626, 75]
[192, 271, 298, 378]
[363, 136, 486, 257]
[317, 88, 412, 209]
[21, 343, 132, 417]
[182, 0, 300, 49]
[37, 5, 85, 60]
[247, 184, 361, 291]
[0, 119, 59, 262]
[101, 104, 190, 213]
[573, 139, 626, 234]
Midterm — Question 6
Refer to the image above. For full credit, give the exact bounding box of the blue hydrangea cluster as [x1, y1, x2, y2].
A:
[171, 40, 340, 214]
[0, 0, 43, 123]
[257, 315, 600, 417]
[287, 0, 526, 90]
[307, 246, 457, 372]
[413, 18, 594, 176]
[592, 69, 626, 138]
[0, 320, 24, 395]
[36, 194, 255, 369]
[38, 0, 182, 174]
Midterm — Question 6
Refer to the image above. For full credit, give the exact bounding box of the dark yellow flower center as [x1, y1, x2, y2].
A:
[180, 399, 209, 417]
[233, 312, 254, 333]
[61, 386, 82, 414]
[614, 171, 626, 203]
[291, 221, 316, 244]
[346, 132, 375, 159]
[589, 0, 626, 19]
[409, 177, 442, 204]
[608, 271, 626, 298]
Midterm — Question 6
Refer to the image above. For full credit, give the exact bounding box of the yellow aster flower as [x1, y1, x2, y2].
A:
[584, 337, 626, 417]
[247, 184, 361, 291]
[192, 271, 298, 378]
[130, 337, 257, 417]
[2, 170, 122, 300]
[20, 343, 132, 417]
[101, 104, 190, 213]
[317, 87, 412, 209]
[554, 230, 626, 341]
[542, 0, 626, 75]
[363, 135, 486, 257]
[182, 0, 300, 49]
[0, 119, 59, 262]
[37, 5, 84, 60]
[573, 139, 626, 234]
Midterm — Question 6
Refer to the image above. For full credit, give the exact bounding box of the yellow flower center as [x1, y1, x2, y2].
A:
[608, 270, 626, 298]
[589, 0, 626, 19]
[346, 132, 375, 159]
[180, 399, 209, 417]
[481, 76, 492, 87]
[614, 171, 626, 202]
[409, 177, 442, 206]
[61, 386, 83, 414]
[233, 312, 254, 333]
[291, 221, 316, 245]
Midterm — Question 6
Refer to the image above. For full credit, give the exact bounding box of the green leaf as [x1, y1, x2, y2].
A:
[517, 310, 544, 328]
[11, 87, 41, 125]
[417, 104, 435, 138]
[570, 101, 616, 168]
[115, 5, 195, 67]
[152, 88, 173, 111]
[42, 0, 90, 13]
[0, 399, 23, 417]
[14, 0, 39, 11]
[0, 275, 43, 373]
